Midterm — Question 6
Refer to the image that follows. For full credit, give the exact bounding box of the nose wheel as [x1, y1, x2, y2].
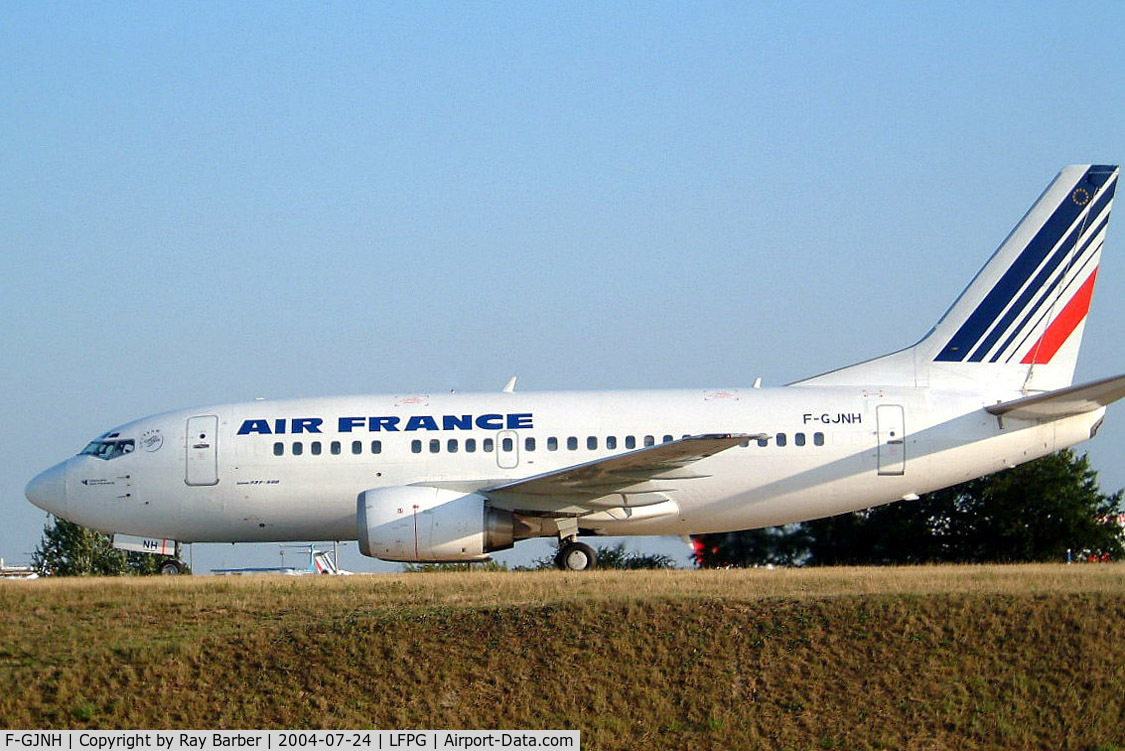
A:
[555, 541, 597, 571]
[158, 559, 185, 576]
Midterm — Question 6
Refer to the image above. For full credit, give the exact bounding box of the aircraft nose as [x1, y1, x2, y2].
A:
[26, 462, 68, 516]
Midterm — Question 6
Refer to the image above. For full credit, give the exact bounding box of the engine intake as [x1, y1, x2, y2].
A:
[357, 486, 514, 562]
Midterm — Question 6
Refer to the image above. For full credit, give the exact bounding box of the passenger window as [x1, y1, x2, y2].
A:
[587, 436, 597, 450]
[525, 437, 536, 451]
[776, 433, 787, 447]
[330, 441, 341, 455]
[466, 438, 477, 453]
[795, 433, 806, 447]
[371, 440, 382, 454]
[644, 435, 655, 447]
[757, 437, 768, 447]
[663, 434, 674, 443]
[606, 436, 617, 450]
[625, 436, 636, 449]
[447, 439, 458, 453]
[273, 442, 284, 457]
[352, 440, 363, 455]
[411, 440, 422, 454]
[429, 439, 440, 454]
[310, 442, 322, 456]
[502, 437, 513, 451]
[547, 437, 558, 451]
[483, 438, 494, 452]
[814, 432, 825, 446]
[293, 442, 304, 456]
[567, 437, 578, 451]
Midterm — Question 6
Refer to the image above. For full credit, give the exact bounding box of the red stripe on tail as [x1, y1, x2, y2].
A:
[1021, 268, 1099, 365]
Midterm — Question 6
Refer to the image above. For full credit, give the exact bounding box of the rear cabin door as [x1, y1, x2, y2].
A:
[876, 405, 906, 476]
[185, 415, 219, 486]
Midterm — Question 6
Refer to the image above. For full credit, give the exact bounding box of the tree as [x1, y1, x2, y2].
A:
[31, 516, 163, 576]
[521, 542, 678, 570]
[801, 495, 956, 565]
[923, 450, 1124, 563]
[691, 525, 808, 568]
[402, 561, 510, 572]
[693, 450, 1124, 567]
[592, 542, 677, 570]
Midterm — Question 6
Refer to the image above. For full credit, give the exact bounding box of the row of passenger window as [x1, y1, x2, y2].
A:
[272, 432, 825, 456]
[415, 434, 678, 455]
[765, 432, 825, 447]
[273, 440, 383, 457]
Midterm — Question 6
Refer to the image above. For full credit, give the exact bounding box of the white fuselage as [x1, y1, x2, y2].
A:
[32, 384, 1102, 546]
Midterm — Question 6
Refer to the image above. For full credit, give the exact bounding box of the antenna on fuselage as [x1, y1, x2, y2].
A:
[502, 376, 518, 393]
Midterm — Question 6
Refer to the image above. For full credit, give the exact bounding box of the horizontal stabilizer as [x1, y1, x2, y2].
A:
[986, 373, 1125, 419]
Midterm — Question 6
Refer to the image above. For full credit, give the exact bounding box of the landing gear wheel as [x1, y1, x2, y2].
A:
[555, 541, 597, 571]
[158, 559, 184, 576]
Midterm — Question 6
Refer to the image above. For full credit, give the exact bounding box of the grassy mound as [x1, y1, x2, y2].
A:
[2, 566, 1124, 750]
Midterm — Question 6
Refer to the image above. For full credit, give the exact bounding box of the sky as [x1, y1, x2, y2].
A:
[4, 2, 1125, 573]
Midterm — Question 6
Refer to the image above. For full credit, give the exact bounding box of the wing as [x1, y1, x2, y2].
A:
[986, 373, 1125, 419]
[482, 433, 760, 515]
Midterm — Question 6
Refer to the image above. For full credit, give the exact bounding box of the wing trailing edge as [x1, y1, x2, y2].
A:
[483, 433, 760, 512]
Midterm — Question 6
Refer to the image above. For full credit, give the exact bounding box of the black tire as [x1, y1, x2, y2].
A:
[158, 559, 183, 576]
[556, 542, 597, 571]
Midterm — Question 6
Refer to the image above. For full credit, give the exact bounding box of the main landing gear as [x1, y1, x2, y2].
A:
[552, 518, 596, 571]
[555, 540, 597, 571]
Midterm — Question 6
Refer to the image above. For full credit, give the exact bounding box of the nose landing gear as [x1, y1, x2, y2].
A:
[158, 559, 185, 576]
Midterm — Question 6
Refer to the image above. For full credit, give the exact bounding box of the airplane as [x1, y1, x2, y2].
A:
[25, 164, 1125, 573]
[211, 545, 350, 576]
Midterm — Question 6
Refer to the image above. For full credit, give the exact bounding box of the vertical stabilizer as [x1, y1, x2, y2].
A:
[795, 165, 1118, 393]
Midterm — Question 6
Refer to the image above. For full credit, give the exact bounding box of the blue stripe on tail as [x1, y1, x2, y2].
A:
[934, 165, 1116, 362]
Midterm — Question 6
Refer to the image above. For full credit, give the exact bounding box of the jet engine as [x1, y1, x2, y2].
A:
[357, 486, 514, 562]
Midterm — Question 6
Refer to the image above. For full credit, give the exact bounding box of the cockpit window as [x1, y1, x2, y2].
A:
[79, 433, 135, 460]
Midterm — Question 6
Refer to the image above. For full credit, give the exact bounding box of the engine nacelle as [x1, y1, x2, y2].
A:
[357, 486, 514, 562]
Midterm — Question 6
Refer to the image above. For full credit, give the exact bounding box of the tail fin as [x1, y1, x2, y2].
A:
[795, 164, 1118, 393]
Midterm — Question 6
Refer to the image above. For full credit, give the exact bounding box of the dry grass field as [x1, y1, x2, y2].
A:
[2, 565, 1124, 750]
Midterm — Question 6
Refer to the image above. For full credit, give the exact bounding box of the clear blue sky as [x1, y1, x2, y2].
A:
[4, 2, 1125, 572]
